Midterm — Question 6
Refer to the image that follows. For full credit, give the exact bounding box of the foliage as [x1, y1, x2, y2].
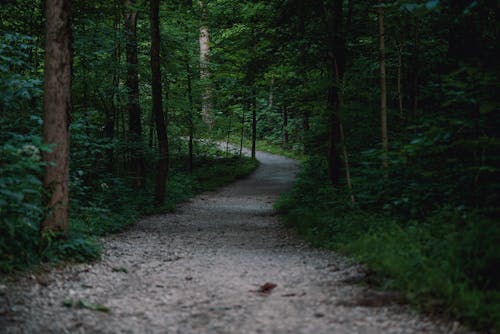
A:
[1, 0, 499, 331]
[276, 162, 500, 331]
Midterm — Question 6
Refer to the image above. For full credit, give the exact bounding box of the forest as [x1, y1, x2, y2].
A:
[0, 0, 499, 331]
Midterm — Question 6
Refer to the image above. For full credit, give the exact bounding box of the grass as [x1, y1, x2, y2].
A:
[275, 163, 500, 332]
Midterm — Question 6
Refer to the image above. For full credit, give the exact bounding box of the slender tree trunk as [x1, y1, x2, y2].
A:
[397, 39, 404, 118]
[41, 0, 72, 235]
[186, 61, 194, 172]
[104, 11, 120, 173]
[378, 0, 389, 169]
[251, 90, 257, 159]
[198, 0, 213, 128]
[411, 17, 420, 120]
[268, 77, 274, 110]
[124, 0, 145, 188]
[324, 0, 345, 184]
[339, 122, 355, 204]
[151, 0, 169, 207]
[239, 108, 245, 157]
[282, 105, 289, 148]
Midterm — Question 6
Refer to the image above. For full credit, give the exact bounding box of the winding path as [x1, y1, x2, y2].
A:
[1, 151, 466, 333]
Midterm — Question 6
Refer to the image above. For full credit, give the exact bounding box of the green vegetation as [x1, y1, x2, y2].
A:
[276, 161, 500, 331]
[1, 134, 258, 273]
[1, 0, 498, 331]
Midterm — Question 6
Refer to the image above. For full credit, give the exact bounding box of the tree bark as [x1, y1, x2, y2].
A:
[282, 104, 289, 148]
[151, 0, 169, 207]
[186, 60, 194, 172]
[41, 0, 72, 235]
[124, 0, 145, 188]
[199, 0, 213, 128]
[324, 0, 345, 184]
[397, 39, 404, 118]
[378, 0, 389, 169]
[239, 108, 245, 158]
[251, 90, 257, 159]
[411, 16, 420, 120]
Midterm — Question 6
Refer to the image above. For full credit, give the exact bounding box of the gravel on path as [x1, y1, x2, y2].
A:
[0, 150, 470, 334]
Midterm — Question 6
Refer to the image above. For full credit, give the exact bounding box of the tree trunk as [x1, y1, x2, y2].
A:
[397, 39, 404, 118]
[411, 17, 420, 120]
[251, 90, 257, 159]
[239, 108, 245, 158]
[186, 60, 194, 172]
[199, 0, 213, 128]
[282, 104, 289, 148]
[325, 0, 345, 184]
[268, 77, 274, 110]
[151, 0, 169, 207]
[41, 0, 72, 235]
[124, 0, 145, 188]
[378, 0, 389, 169]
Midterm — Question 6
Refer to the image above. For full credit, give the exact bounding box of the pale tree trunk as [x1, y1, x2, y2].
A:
[151, 0, 169, 207]
[124, 0, 145, 188]
[378, 0, 389, 169]
[199, 1, 213, 128]
[41, 0, 72, 235]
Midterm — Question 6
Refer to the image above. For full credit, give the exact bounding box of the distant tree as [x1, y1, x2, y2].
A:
[124, 0, 145, 188]
[377, 0, 388, 169]
[41, 0, 72, 235]
[151, 0, 169, 206]
[199, 0, 213, 128]
[325, 0, 345, 184]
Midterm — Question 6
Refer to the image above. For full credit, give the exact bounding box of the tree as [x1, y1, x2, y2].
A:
[377, 0, 388, 169]
[325, 0, 346, 184]
[151, 0, 169, 206]
[41, 0, 72, 235]
[199, 0, 213, 128]
[124, 0, 145, 188]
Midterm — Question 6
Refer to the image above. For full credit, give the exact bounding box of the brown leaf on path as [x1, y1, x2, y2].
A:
[251, 282, 277, 295]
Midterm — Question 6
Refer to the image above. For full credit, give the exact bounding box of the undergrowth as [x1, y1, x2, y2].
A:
[224, 135, 307, 161]
[0, 150, 258, 274]
[275, 160, 500, 332]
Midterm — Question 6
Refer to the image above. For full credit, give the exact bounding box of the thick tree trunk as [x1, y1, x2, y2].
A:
[199, 1, 213, 128]
[41, 0, 72, 235]
[378, 0, 389, 169]
[151, 0, 169, 207]
[124, 0, 145, 188]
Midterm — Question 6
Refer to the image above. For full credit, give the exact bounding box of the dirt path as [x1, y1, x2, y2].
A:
[1, 151, 467, 333]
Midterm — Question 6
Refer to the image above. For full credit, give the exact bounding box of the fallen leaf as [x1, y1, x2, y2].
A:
[251, 282, 277, 295]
